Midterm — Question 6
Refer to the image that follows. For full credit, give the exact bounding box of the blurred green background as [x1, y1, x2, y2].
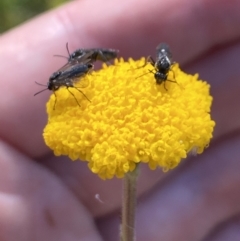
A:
[0, 0, 68, 33]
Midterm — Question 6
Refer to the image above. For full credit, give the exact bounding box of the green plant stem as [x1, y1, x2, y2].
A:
[121, 165, 139, 241]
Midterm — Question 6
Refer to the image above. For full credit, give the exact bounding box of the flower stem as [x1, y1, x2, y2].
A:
[121, 165, 139, 241]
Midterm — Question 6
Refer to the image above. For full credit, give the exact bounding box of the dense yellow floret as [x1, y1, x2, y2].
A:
[43, 58, 215, 179]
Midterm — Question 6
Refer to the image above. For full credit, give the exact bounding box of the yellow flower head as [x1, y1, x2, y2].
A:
[43, 58, 215, 179]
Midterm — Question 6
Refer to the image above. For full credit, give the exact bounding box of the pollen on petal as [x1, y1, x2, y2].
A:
[43, 58, 215, 179]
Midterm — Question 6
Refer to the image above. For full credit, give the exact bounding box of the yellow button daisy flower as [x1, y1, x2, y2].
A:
[43, 58, 215, 179]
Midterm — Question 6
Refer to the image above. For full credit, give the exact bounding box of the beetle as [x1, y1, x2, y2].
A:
[34, 62, 93, 109]
[137, 43, 177, 90]
[55, 43, 119, 66]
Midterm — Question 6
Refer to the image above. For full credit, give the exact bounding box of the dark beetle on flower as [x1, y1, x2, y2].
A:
[69, 47, 119, 64]
[137, 43, 177, 90]
[55, 42, 119, 66]
[148, 43, 177, 90]
[34, 62, 93, 109]
[150, 43, 177, 89]
[35, 43, 118, 109]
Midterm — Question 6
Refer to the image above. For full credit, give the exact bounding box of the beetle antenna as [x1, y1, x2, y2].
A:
[34, 88, 49, 96]
[35, 81, 47, 87]
[66, 42, 71, 58]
